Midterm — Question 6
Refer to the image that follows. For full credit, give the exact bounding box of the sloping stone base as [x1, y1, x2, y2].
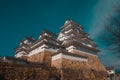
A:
[0, 62, 60, 80]
[60, 58, 107, 80]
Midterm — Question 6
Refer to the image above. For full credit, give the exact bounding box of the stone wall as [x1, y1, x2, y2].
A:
[27, 50, 54, 67]
[27, 51, 44, 63]
[61, 58, 107, 80]
[52, 58, 62, 69]
[51, 49, 108, 80]
[12, 49, 107, 80]
[43, 50, 53, 67]
[70, 49, 106, 71]
[0, 62, 60, 80]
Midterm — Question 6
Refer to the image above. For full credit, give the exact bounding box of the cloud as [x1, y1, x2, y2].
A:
[89, 0, 120, 69]
[88, 0, 120, 39]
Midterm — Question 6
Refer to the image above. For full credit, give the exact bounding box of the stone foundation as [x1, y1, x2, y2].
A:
[61, 58, 107, 80]
[16, 49, 107, 80]
[52, 58, 62, 69]
[70, 49, 106, 71]
[27, 51, 44, 63]
[0, 62, 60, 80]
[27, 50, 54, 67]
[52, 49, 107, 80]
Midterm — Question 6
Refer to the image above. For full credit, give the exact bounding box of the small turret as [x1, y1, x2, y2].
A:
[29, 30, 59, 56]
[15, 37, 35, 58]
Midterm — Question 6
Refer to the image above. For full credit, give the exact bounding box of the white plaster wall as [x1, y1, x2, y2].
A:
[15, 51, 26, 57]
[67, 45, 97, 57]
[29, 44, 57, 56]
[52, 53, 88, 62]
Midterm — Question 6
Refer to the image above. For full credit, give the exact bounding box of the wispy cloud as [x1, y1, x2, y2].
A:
[88, 0, 120, 39]
[89, 0, 120, 68]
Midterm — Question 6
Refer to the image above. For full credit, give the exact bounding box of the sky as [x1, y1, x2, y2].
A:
[0, 0, 120, 68]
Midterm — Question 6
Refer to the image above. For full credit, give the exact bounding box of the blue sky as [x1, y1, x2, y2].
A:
[0, 0, 120, 68]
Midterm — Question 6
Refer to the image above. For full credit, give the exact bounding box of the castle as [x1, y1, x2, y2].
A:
[14, 20, 107, 80]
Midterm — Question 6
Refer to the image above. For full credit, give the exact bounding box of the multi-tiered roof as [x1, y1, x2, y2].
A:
[15, 20, 99, 58]
[15, 37, 35, 57]
[29, 30, 60, 56]
[58, 20, 99, 55]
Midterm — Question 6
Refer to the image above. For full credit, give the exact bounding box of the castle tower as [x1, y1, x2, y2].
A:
[15, 37, 35, 59]
[52, 20, 107, 80]
[27, 30, 59, 66]
[58, 20, 97, 52]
